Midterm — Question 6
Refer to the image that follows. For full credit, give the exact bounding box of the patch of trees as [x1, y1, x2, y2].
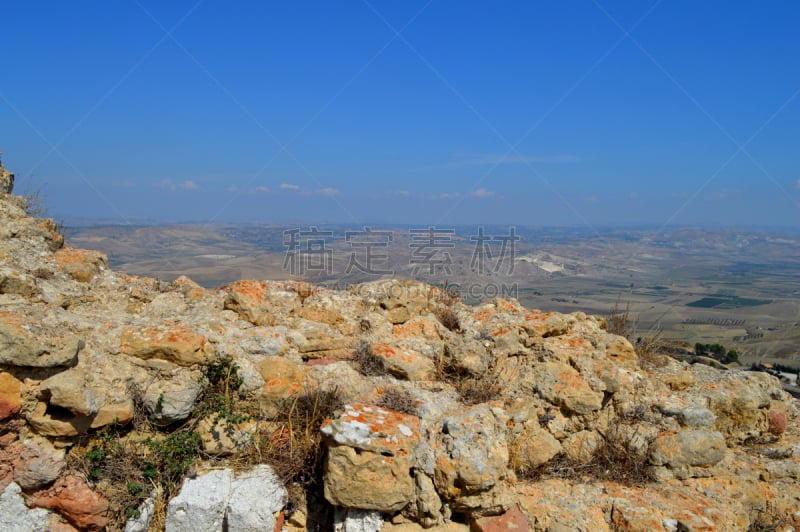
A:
[695, 342, 739, 364]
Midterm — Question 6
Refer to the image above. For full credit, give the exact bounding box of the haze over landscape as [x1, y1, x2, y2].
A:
[2, 1, 800, 226]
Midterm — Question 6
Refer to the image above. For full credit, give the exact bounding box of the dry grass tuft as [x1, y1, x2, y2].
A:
[516, 414, 655, 486]
[377, 388, 419, 416]
[607, 299, 669, 369]
[352, 341, 386, 377]
[435, 344, 501, 405]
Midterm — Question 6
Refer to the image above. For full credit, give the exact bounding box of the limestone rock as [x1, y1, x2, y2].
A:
[0, 372, 22, 420]
[124, 492, 156, 532]
[257, 356, 308, 418]
[223, 280, 300, 326]
[52, 248, 107, 283]
[648, 429, 727, 469]
[0, 482, 50, 532]
[0, 267, 37, 297]
[119, 324, 209, 366]
[226, 465, 287, 532]
[471, 504, 530, 532]
[355, 279, 439, 324]
[26, 475, 110, 531]
[143, 369, 205, 425]
[533, 362, 604, 415]
[0, 311, 82, 368]
[323, 404, 419, 512]
[166, 469, 232, 532]
[509, 426, 562, 470]
[0, 156, 14, 194]
[562, 430, 603, 464]
[13, 438, 65, 491]
[369, 342, 436, 381]
[433, 404, 514, 516]
[197, 416, 255, 456]
[333, 508, 383, 532]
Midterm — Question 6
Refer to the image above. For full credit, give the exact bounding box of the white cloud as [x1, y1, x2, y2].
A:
[279, 183, 300, 190]
[316, 187, 341, 197]
[227, 185, 238, 193]
[156, 179, 198, 191]
[795, 178, 800, 191]
[705, 188, 741, 202]
[470, 188, 496, 198]
[427, 192, 462, 200]
[254, 186, 270, 193]
[581, 195, 599, 203]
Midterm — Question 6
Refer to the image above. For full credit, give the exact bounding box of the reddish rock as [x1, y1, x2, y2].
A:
[26, 475, 109, 530]
[0, 372, 21, 420]
[768, 401, 787, 435]
[472, 505, 529, 531]
[52, 248, 107, 282]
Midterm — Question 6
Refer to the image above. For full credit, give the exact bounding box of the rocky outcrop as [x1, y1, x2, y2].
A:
[0, 156, 798, 531]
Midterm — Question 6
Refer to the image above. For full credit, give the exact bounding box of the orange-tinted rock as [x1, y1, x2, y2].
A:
[322, 404, 420, 512]
[119, 324, 208, 366]
[26, 475, 110, 531]
[0, 372, 21, 420]
[223, 280, 300, 326]
[52, 248, 107, 282]
[472, 505, 529, 531]
[257, 357, 308, 418]
[369, 342, 435, 381]
[768, 401, 787, 435]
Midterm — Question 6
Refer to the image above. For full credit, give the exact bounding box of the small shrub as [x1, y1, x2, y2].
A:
[435, 344, 501, 405]
[748, 507, 789, 531]
[352, 341, 386, 377]
[435, 306, 461, 332]
[607, 300, 668, 369]
[377, 388, 419, 416]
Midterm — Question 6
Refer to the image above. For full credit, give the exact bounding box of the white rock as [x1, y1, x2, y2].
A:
[333, 508, 384, 532]
[166, 469, 232, 532]
[124, 491, 157, 532]
[226, 464, 287, 532]
[0, 482, 50, 532]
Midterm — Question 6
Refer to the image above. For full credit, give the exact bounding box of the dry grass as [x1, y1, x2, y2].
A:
[377, 388, 419, 416]
[435, 306, 461, 332]
[352, 341, 386, 377]
[516, 414, 655, 486]
[435, 344, 501, 405]
[748, 506, 790, 531]
[607, 299, 669, 369]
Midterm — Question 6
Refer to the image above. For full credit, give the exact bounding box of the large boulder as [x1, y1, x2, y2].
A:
[323, 403, 419, 512]
[166, 469, 232, 532]
[433, 404, 515, 516]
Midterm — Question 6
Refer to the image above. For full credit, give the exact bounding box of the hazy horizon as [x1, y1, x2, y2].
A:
[2, 1, 800, 228]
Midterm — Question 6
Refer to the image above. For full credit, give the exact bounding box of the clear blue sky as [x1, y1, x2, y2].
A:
[2, 1, 799, 227]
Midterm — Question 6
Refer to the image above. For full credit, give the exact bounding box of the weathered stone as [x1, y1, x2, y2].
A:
[257, 356, 308, 418]
[13, 438, 65, 491]
[197, 416, 255, 456]
[0, 267, 37, 297]
[226, 465, 287, 532]
[648, 429, 727, 468]
[533, 362, 603, 415]
[166, 469, 232, 532]
[369, 342, 435, 381]
[0, 156, 14, 194]
[509, 426, 562, 470]
[0, 372, 22, 421]
[433, 404, 514, 516]
[223, 280, 300, 326]
[52, 248, 107, 282]
[119, 324, 209, 366]
[26, 475, 110, 531]
[287, 318, 352, 359]
[333, 508, 383, 532]
[323, 404, 419, 512]
[0, 482, 50, 532]
[143, 369, 205, 425]
[471, 504, 530, 532]
[0, 312, 82, 368]
[562, 430, 603, 464]
[355, 279, 439, 324]
[124, 492, 156, 532]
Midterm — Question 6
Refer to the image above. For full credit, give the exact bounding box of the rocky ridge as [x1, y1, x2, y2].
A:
[0, 153, 799, 531]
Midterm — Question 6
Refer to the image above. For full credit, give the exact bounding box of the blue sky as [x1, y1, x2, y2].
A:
[1, 1, 800, 227]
